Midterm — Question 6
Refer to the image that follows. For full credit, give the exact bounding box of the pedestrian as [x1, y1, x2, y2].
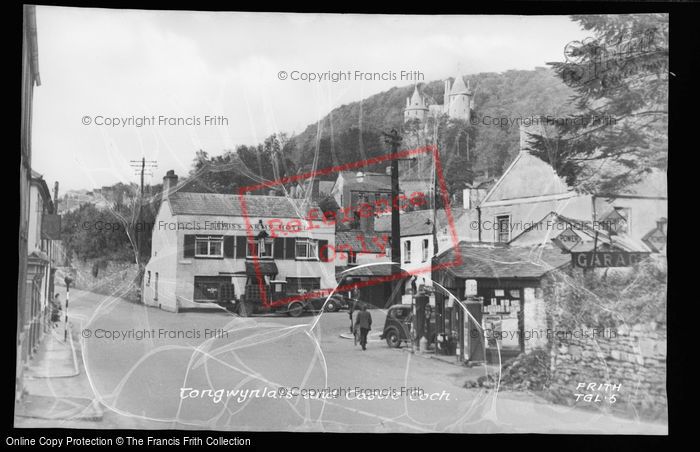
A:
[349, 287, 360, 334]
[354, 304, 372, 351]
[51, 293, 62, 327]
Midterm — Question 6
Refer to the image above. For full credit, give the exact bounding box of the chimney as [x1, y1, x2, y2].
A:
[162, 170, 178, 202]
[657, 217, 667, 235]
[519, 123, 533, 152]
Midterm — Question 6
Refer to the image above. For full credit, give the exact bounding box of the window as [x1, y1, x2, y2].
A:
[295, 238, 319, 260]
[422, 239, 429, 262]
[247, 238, 274, 259]
[194, 279, 220, 301]
[146, 271, 151, 286]
[389, 307, 411, 320]
[347, 251, 357, 265]
[496, 215, 510, 243]
[403, 240, 411, 263]
[193, 276, 235, 302]
[195, 235, 224, 257]
[154, 273, 159, 301]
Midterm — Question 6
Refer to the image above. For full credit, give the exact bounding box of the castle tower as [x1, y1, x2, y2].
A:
[404, 85, 429, 123]
[447, 75, 473, 122]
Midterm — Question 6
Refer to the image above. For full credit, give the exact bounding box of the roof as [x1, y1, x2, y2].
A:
[599, 170, 667, 198]
[450, 75, 470, 95]
[375, 209, 447, 237]
[168, 192, 317, 218]
[336, 231, 388, 254]
[481, 150, 572, 204]
[434, 242, 571, 279]
[407, 85, 427, 110]
[509, 211, 652, 253]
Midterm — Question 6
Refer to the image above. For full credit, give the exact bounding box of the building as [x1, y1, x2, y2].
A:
[478, 124, 667, 248]
[431, 123, 666, 364]
[143, 171, 336, 312]
[404, 75, 474, 123]
[333, 230, 390, 268]
[478, 126, 594, 244]
[330, 171, 395, 215]
[432, 242, 571, 362]
[375, 209, 441, 284]
[592, 170, 667, 254]
[18, 4, 41, 401]
[333, 230, 401, 308]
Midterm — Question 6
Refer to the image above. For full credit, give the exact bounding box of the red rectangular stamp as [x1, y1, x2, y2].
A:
[238, 144, 462, 308]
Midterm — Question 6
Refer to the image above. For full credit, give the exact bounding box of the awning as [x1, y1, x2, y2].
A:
[245, 261, 278, 276]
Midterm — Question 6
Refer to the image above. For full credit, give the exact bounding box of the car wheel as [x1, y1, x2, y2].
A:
[385, 329, 401, 348]
[325, 299, 338, 312]
[287, 302, 304, 317]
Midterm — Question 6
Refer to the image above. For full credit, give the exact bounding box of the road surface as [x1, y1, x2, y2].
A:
[28, 288, 667, 434]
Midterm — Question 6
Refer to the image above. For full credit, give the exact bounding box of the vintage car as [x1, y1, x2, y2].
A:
[237, 280, 326, 317]
[380, 304, 436, 348]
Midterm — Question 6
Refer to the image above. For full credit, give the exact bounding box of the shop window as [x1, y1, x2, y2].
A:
[194, 279, 221, 301]
[422, 239, 429, 262]
[496, 215, 510, 243]
[295, 238, 319, 260]
[195, 235, 224, 258]
[194, 277, 235, 302]
[403, 241, 411, 263]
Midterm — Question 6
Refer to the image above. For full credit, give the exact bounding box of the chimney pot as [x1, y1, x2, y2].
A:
[162, 170, 178, 201]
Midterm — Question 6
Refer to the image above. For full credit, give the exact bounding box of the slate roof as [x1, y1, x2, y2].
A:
[335, 231, 389, 254]
[509, 211, 652, 253]
[434, 242, 571, 279]
[168, 192, 317, 218]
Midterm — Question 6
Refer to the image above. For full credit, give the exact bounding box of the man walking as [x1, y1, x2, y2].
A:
[354, 305, 372, 351]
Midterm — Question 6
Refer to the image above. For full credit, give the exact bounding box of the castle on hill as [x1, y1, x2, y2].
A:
[404, 75, 474, 123]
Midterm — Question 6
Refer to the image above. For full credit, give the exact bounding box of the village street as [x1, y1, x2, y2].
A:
[16, 287, 667, 434]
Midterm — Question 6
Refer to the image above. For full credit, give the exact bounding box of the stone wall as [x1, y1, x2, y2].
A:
[547, 321, 667, 420]
[55, 256, 141, 303]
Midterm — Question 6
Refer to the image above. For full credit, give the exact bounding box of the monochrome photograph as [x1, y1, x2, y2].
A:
[16, 5, 668, 435]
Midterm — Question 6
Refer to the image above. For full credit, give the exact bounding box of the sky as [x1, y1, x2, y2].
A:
[31, 7, 590, 191]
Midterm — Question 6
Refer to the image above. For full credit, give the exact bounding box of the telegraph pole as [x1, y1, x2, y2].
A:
[129, 158, 157, 261]
[383, 129, 403, 306]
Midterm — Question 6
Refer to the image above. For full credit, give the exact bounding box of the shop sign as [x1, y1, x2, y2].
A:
[552, 227, 581, 251]
[571, 251, 650, 268]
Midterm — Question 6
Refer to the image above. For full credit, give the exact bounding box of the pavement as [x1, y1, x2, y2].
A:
[15, 323, 103, 423]
[14, 288, 668, 434]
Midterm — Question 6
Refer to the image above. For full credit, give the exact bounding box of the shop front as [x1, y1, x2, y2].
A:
[433, 242, 570, 364]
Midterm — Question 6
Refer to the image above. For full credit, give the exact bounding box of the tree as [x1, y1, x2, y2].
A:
[529, 14, 668, 193]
